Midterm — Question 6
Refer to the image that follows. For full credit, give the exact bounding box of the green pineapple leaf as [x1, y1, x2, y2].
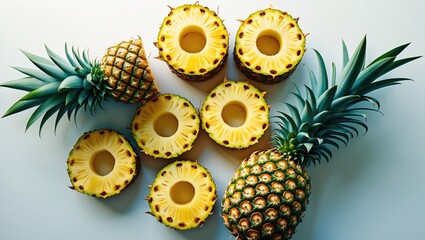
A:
[54, 105, 68, 134]
[20, 82, 60, 100]
[65, 43, 88, 75]
[72, 47, 92, 72]
[342, 39, 350, 67]
[3, 98, 44, 118]
[335, 36, 367, 98]
[274, 35, 420, 166]
[25, 93, 65, 131]
[45, 45, 78, 76]
[39, 103, 62, 137]
[0, 77, 45, 91]
[12, 66, 57, 82]
[312, 49, 328, 97]
[58, 76, 84, 90]
[1, 44, 111, 134]
[21, 50, 67, 80]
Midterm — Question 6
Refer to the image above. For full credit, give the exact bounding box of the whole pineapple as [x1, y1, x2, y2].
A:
[0, 37, 159, 133]
[156, 3, 229, 81]
[221, 37, 419, 240]
[234, 7, 305, 84]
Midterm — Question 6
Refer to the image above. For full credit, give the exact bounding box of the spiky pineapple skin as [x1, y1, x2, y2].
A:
[101, 38, 159, 104]
[222, 149, 311, 240]
[233, 52, 296, 85]
[170, 51, 228, 82]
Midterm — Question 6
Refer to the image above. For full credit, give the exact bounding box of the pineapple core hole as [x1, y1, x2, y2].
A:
[91, 150, 115, 176]
[179, 26, 206, 53]
[256, 30, 281, 56]
[170, 181, 195, 205]
[154, 112, 179, 137]
[222, 101, 247, 127]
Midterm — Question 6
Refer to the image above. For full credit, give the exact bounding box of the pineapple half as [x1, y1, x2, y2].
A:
[200, 80, 269, 149]
[234, 7, 305, 84]
[222, 37, 419, 240]
[0, 37, 159, 133]
[146, 160, 217, 230]
[67, 129, 139, 198]
[131, 93, 200, 159]
[156, 3, 229, 81]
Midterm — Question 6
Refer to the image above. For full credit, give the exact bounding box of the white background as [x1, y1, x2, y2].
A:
[1, 0, 424, 239]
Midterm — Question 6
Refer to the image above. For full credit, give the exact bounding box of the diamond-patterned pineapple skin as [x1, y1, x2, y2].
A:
[101, 38, 159, 104]
[222, 37, 419, 240]
[222, 149, 311, 240]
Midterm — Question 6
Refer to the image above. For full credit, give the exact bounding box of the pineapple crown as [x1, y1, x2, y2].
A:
[273, 36, 420, 167]
[0, 44, 112, 135]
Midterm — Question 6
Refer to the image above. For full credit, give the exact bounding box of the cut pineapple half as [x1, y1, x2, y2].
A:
[234, 8, 305, 84]
[200, 80, 269, 149]
[156, 3, 229, 81]
[131, 93, 200, 159]
[67, 129, 139, 198]
[101, 38, 159, 104]
[147, 160, 217, 230]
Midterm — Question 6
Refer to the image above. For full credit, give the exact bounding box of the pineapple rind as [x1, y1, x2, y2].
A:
[157, 3, 229, 81]
[222, 37, 418, 240]
[221, 149, 311, 240]
[101, 38, 159, 104]
[201, 81, 269, 149]
[1, 38, 160, 133]
[67, 129, 140, 199]
[234, 8, 305, 84]
[147, 160, 217, 230]
[131, 93, 200, 159]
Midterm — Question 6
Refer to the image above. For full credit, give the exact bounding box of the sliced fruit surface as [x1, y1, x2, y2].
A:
[67, 129, 139, 198]
[147, 160, 217, 230]
[131, 93, 200, 159]
[201, 81, 269, 149]
[234, 7, 305, 84]
[156, 3, 229, 81]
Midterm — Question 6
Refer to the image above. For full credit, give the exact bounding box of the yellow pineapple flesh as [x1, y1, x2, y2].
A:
[234, 8, 305, 84]
[147, 160, 217, 230]
[67, 129, 139, 198]
[201, 80, 269, 149]
[156, 3, 229, 81]
[131, 93, 200, 159]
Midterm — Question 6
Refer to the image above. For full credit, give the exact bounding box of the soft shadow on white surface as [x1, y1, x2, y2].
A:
[1, 0, 425, 240]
